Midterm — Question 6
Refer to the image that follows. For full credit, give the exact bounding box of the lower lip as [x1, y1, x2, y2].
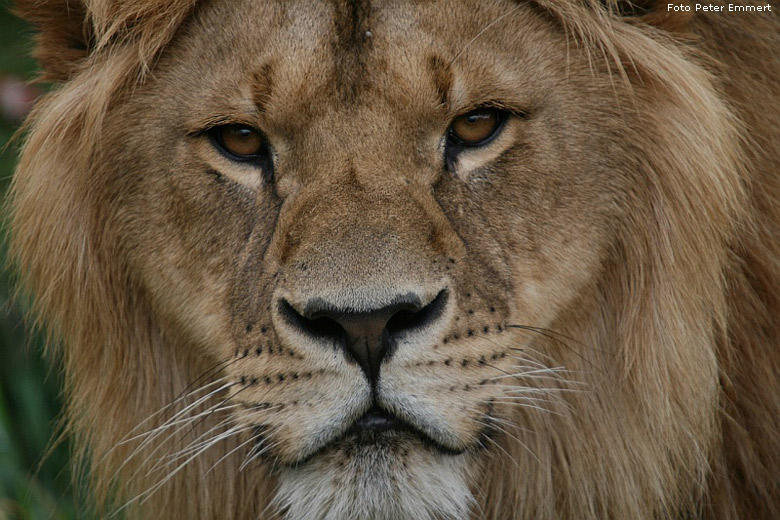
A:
[351, 411, 406, 432]
[290, 412, 464, 466]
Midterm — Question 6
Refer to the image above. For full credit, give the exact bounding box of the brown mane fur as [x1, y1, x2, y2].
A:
[9, 0, 779, 518]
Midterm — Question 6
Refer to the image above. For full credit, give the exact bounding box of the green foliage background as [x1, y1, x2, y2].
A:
[0, 2, 79, 518]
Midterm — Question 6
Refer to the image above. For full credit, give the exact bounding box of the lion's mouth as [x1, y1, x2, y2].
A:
[279, 405, 464, 467]
[338, 405, 464, 456]
[348, 406, 409, 434]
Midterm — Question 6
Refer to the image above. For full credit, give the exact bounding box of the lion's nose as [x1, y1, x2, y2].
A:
[278, 291, 448, 383]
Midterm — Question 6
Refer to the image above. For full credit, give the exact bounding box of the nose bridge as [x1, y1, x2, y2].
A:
[283, 179, 431, 282]
[268, 166, 465, 321]
[268, 101, 466, 313]
[303, 103, 407, 185]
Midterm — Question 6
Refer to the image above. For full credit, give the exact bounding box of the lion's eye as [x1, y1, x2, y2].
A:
[448, 107, 505, 147]
[210, 124, 266, 160]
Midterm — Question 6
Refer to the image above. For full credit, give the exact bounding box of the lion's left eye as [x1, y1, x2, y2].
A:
[209, 124, 267, 161]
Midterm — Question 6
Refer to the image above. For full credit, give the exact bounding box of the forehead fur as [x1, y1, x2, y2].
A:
[15, 0, 689, 165]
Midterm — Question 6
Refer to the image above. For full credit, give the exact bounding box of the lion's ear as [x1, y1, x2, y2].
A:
[16, 0, 94, 82]
[605, 0, 694, 32]
[16, 0, 197, 83]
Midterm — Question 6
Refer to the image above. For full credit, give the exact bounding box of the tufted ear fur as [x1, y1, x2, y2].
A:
[16, 0, 198, 82]
[15, 0, 93, 82]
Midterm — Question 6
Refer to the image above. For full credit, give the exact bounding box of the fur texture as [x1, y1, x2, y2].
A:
[9, 0, 779, 518]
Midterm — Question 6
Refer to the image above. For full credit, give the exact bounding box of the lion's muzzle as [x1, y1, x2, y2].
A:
[276, 289, 449, 384]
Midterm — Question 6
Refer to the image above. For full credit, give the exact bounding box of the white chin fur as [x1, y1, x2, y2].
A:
[272, 434, 475, 520]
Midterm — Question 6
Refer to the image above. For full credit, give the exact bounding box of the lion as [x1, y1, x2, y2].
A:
[8, 0, 779, 518]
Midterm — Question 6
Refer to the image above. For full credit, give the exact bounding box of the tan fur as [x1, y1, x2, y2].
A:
[9, 1, 779, 518]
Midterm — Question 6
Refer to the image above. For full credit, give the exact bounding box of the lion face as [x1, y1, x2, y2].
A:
[102, 1, 628, 515]
[16, 0, 780, 518]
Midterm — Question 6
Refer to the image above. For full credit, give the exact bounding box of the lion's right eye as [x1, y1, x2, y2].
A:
[444, 106, 509, 171]
[447, 107, 506, 148]
[209, 124, 267, 161]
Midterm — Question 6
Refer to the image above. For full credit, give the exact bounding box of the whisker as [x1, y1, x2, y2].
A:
[506, 356, 586, 377]
[481, 415, 541, 465]
[153, 414, 239, 469]
[488, 366, 569, 381]
[490, 399, 564, 416]
[160, 384, 255, 455]
[120, 403, 240, 489]
[206, 431, 262, 475]
[113, 382, 236, 463]
[480, 331, 592, 381]
[119, 418, 256, 515]
[118, 370, 234, 447]
[136, 425, 254, 506]
[449, 4, 523, 66]
[134, 381, 234, 438]
[240, 438, 279, 472]
[483, 430, 524, 468]
[493, 392, 566, 405]
[492, 384, 585, 395]
[175, 356, 242, 402]
[505, 323, 609, 372]
[206, 407, 284, 475]
[506, 324, 581, 346]
[482, 360, 512, 377]
[461, 408, 538, 467]
[120, 394, 236, 448]
[117, 383, 247, 485]
[106, 383, 237, 485]
[94, 378, 230, 474]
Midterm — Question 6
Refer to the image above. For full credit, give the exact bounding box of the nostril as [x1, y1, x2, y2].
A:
[278, 299, 346, 341]
[276, 289, 449, 383]
[386, 289, 448, 337]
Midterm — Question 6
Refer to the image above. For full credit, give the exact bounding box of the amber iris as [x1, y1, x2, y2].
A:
[450, 108, 501, 145]
[215, 124, 264, 158]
